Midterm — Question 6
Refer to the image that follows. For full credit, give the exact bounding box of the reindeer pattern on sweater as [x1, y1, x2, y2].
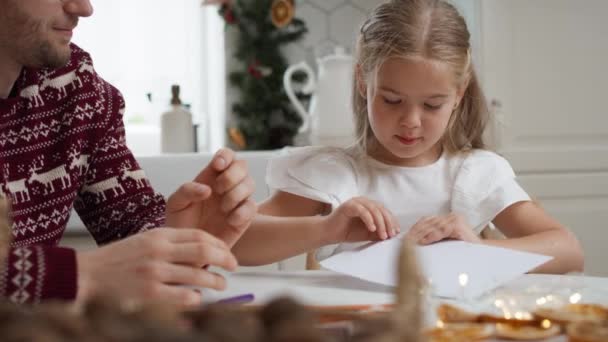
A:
[0, 45, 165, 303]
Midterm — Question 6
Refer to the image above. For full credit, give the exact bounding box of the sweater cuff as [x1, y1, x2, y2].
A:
[41, 246, 77, 301]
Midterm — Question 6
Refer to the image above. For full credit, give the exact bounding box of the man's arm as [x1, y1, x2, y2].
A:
[1, 197, 78, 303]
[74, 78, 165, 244]
[1, 246, 78, 303]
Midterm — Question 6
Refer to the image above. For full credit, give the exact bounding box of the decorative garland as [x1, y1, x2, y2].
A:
[204, 0, 309, 150]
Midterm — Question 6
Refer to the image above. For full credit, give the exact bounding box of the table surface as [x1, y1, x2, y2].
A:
[203, 270, 608, 342]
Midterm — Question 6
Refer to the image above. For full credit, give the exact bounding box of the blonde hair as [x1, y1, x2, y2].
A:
[353, 0, 489, 154]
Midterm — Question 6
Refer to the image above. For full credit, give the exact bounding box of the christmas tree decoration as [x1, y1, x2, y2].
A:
[271, 0, 295, 28]
[247, 60, 273, 79]
[222, 5, 237, 25]
[228, 127, 247, 149]
[202, 0, 231, 6]
[205, 0, 309, 150]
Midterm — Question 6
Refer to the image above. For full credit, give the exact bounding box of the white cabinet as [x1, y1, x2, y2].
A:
[480, 0, 608, 276]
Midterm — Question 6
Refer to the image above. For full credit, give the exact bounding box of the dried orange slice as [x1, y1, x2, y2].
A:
[567, 321, 608, 342]
[534, 304, 608, 325]
[436, 303, 479, 323]
[437, 303, 537, 326]
[495, 321, 561, 340]
[425, 323, 494, 341]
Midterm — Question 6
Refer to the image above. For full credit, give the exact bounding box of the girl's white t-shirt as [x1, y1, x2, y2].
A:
[266, 146, 530, 260]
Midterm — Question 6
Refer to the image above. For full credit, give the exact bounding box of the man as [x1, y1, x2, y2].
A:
[0, 0, 257, 307]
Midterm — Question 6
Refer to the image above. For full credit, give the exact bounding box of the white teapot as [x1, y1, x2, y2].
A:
[283, 46, 355, 147]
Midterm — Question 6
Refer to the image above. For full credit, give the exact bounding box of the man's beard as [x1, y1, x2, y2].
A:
[31, 38, 71, 69]
[3, 3, 72, 69]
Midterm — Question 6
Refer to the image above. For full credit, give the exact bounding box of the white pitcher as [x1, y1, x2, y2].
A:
[283, 46, 355, 147]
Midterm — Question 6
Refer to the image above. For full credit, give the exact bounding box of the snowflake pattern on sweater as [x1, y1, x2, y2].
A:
[0, 44, 166, 303]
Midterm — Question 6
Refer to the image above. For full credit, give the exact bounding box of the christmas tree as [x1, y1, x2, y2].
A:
[208, 0, 309, 150]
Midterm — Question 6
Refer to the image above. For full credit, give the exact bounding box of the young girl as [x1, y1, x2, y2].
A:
[232, 0, 583, 274]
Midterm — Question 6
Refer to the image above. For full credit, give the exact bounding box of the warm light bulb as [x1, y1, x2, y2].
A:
[541, 319, 552, 329]
[514, 311, 531, 320]
[458, 273, 469, 287]
[569, 292, 582, 304]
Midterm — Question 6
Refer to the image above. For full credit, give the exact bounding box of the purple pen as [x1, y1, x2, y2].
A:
[216, 293, 255, 305]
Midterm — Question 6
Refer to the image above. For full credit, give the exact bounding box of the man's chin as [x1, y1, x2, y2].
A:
[39, 42, 71, 68]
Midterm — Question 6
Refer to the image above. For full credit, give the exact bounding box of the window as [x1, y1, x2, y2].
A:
[73, 0, 226, 154]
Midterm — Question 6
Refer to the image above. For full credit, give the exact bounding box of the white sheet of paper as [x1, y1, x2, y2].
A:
[198, 270, 394, 306]
[320, 239, 552, 299]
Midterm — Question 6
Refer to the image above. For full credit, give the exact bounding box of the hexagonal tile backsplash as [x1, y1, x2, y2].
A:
[227, 1, 479, 68]
[289, 0, 479, 64]
[288, 0, 384, 63]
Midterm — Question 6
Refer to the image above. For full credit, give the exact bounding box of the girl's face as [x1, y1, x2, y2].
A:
[363, 57, 463, 167]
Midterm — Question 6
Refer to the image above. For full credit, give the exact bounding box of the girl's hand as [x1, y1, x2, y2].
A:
[324, 197, 400, 243]
[405, 213, 481, 245]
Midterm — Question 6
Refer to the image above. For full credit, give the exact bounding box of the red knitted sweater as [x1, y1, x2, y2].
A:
[0, 44, 165, 303]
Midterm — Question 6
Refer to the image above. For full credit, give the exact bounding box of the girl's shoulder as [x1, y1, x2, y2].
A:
[451, 149, 516, 196]
[266, 146, 360, 207]
[450, 149, 513, 172]
[269, 146, 359, 173]
[277, 145, 358, 159]
[450, 149, 530, 233]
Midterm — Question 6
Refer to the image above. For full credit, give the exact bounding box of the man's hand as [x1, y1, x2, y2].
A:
[165, 148, 257, 248]
[76, 228, 238, 308]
